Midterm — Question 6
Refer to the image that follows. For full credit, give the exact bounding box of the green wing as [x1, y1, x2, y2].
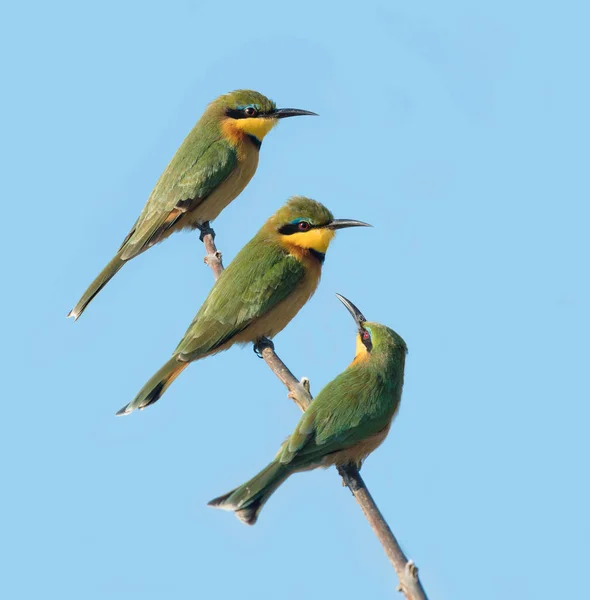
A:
[176, 239, 306, 359]
[120, 138, 238, 260]
[279, 365, 402, 467]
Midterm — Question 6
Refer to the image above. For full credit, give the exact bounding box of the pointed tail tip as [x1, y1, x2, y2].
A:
[66, 309, 79, 321]
[115, 405, 132, 417]
[207, 493, 232, 509]
[207, 495, 259, 526]
[236, 509, 258, 526]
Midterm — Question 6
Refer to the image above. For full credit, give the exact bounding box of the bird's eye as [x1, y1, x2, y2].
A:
[362, 330, 371, 340]
[244, 106, 257, 116]
[298, 221, 311, 231]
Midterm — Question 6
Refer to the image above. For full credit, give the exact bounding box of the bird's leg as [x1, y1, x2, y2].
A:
[198, 221, 216, 242]
[253, 336, 274, 359]
[338, 462, 364, 487]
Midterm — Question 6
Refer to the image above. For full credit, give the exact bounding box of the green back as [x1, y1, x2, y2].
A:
[279, 324, 407, 467]
[175, 233, 305, 360]
[120, 91, 277, 260]
[120, 125, 237, 259]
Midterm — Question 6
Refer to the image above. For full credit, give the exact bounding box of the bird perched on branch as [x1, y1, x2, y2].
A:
[68, 90, 316, 320]
[116, 197, 370, 416]
[208, 294, 407, 525]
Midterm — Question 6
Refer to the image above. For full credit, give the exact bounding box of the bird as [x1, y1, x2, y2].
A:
[208, 293, 407, 525]
[68, 90, 317, 320]
[115, 197, 370, 416]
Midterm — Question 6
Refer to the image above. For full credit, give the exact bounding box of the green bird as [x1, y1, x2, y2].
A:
[208, 294, 407, 525]
[68, 90, 316, 320]
[116, 197, 369, 416]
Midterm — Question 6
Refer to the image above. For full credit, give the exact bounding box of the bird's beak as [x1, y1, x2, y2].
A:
[271, 108, 319, 119]
[326, 219, 372, 230]
[335, 294, 367, 328]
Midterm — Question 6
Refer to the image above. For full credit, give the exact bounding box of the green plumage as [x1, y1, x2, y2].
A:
[175, 237, 306, 361]
[68, 90, 315, 320]
[209, 318, 407, 525]
[116, 197, 351, 416]
[119, 138, 239, 260]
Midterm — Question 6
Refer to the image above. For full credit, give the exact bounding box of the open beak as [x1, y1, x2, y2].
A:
[335, 294, 367, 329]
[326, 219, 372, 230]
[272, 108, 319, 119]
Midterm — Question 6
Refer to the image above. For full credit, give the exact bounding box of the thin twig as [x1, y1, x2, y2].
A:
[201, 230, 428, 599]
[201, 222, 224, 279]
[337, 465, 429, 600]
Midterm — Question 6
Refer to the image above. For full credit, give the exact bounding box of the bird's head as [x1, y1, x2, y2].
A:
[269, 196, 370, 261]
[213, 90, 317, 146]
[335, 294, 408, 363]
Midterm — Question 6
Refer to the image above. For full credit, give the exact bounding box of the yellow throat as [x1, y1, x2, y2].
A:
[223, 117, 278, 143]
[351, 333, 370, 364]
[284, 228, 335, 254]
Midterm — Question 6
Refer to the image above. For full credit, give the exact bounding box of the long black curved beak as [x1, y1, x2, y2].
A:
[326, 219, 372, 230]
[272, 108, 319, 119]
[335, 294, 367, 328]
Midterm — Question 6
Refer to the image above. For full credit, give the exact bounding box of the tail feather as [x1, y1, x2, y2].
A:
[208, 460, 290, 526]
[68, 254, 126, 320]
[116, 358, 188, 416]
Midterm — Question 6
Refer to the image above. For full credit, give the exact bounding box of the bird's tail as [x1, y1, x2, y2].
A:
[67, 255, 126, 320]
[208, 460, 291, 526]
[116, 357, 188, 416]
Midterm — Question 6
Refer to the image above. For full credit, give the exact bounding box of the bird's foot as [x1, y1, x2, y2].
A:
[198, 221, 216, 242]
[338, 463, 364, 490]
[253, 337, 274, 359]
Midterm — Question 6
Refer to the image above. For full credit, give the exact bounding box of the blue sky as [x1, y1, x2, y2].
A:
[1, 1, 589, 598]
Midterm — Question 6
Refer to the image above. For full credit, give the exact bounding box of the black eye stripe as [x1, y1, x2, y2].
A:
[277, 220, 330, 235]
[278, 222, 309, 235]
[225, 107, 263, 120]
[361, 328, 373, 351]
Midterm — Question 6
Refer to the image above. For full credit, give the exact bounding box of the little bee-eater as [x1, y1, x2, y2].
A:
[208, 294, 407, 525]
[68, 90, 316, 320]
[116, 197, 369, 416]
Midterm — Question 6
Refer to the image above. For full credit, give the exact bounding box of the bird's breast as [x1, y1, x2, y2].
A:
[321, 422, 393, 469]
[234, 256, 322, 343]
[185, 143, 259, 224]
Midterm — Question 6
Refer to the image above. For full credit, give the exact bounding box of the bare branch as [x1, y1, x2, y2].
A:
[254, 338, 312, 412]
[200, 223, 224, 279]
[337, 465, 429, 600]
[201, 230, 428, 599]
